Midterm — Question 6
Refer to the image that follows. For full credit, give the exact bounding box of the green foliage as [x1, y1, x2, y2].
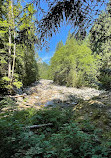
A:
[56, 40, 64, 51]
[14, 4, 39, 87]
[2, 76, 10, 82]
[38, 62, 49, 79]
[0, 97, 17, 110]
[13, 81, 22, 89]
[90, 3, 111, 89]
[0, 1, 39, 93]
[49, 37, 98, 87]
[99, 69, 111, 89]
[0, 100, 111, 158]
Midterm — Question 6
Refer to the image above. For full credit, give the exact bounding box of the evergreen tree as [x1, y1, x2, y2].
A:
[90, 0, 111, 89]
[30, 0, 107, 41]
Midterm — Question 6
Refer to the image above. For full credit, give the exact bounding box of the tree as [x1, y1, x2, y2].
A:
[32, 0, 107, 42]
[49, 36, 98, 87]
[56, 40, 63, 51]
[38, 62, 49, 79]
[0, 1, 39, 93]
[15, 3, 39, 86]
[0, 0, 12, 91]
[90, 0, 111, 89]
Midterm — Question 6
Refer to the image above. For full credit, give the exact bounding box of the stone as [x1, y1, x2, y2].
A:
[17, 97, 23, 102]
[45, 100, 55, 107]
[23, 88, 31, 95]
[31, 82, 37, 86]
[71, 102, 77, 105]
[23, 93, 27, 97]
[34, 96, 39, 99]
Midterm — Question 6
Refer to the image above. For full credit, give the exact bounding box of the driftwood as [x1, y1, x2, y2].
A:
[26, 123, 53, 129]
[9, 94, 27, 98]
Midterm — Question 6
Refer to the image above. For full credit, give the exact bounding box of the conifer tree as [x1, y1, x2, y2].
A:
[90, 0, 111, 89]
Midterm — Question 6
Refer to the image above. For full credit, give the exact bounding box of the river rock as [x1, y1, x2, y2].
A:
[17, 96, 23, 102]
[34, 96, 39, 99]
[45, 100, 55, 107]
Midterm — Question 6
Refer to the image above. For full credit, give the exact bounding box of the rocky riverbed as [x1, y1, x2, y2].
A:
[14, 79, 106, 110]
[1, 79, 111, 135]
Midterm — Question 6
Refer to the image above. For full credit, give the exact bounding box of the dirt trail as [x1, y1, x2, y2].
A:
[16, 79, 106, 110]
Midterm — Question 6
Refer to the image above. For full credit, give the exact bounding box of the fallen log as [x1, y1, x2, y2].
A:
[9, 94, 27, 98]
[26, 123, 53, 129]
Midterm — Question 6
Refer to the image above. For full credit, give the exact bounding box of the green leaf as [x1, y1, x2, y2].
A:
[2, 76, 10, 82]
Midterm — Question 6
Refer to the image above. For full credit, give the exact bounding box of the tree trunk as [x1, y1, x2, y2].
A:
[8, 0, 16, 84]
[11, 0, 16, 81]
[11, 32, 16, 81]
[8, 26, 11, 79]
[8, 0, 13, 80]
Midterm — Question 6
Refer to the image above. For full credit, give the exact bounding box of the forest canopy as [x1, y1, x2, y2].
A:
[49, 35, 99, 87]
[0, 0, 39, 94]
[0, 0, 110, 93]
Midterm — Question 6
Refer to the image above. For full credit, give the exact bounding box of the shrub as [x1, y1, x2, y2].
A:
[0, 106, 111, 158]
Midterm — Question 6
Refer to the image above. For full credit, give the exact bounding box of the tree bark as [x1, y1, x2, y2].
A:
[8, 26, 11, 79]
[8, 0, 13, 80]
[11, 0, 16, 81]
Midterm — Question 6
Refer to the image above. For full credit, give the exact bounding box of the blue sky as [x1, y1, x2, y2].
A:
[21, 0, 108, 64]
[36, 1, 108, 64]
[35, 1, 74, 64]
[37, 24, 73, 64]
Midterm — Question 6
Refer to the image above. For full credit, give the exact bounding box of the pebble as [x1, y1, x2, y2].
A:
[71, 102, 77, 105]
[34, 96, 39, 99]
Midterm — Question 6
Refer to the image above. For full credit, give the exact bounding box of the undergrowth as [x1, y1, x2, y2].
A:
[0, 98, 111, 158]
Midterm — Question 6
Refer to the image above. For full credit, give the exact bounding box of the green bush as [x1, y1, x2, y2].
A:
[0, 97, 17, 112]
[99, 72, 111, 89]
[0, 105, 111, 158]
